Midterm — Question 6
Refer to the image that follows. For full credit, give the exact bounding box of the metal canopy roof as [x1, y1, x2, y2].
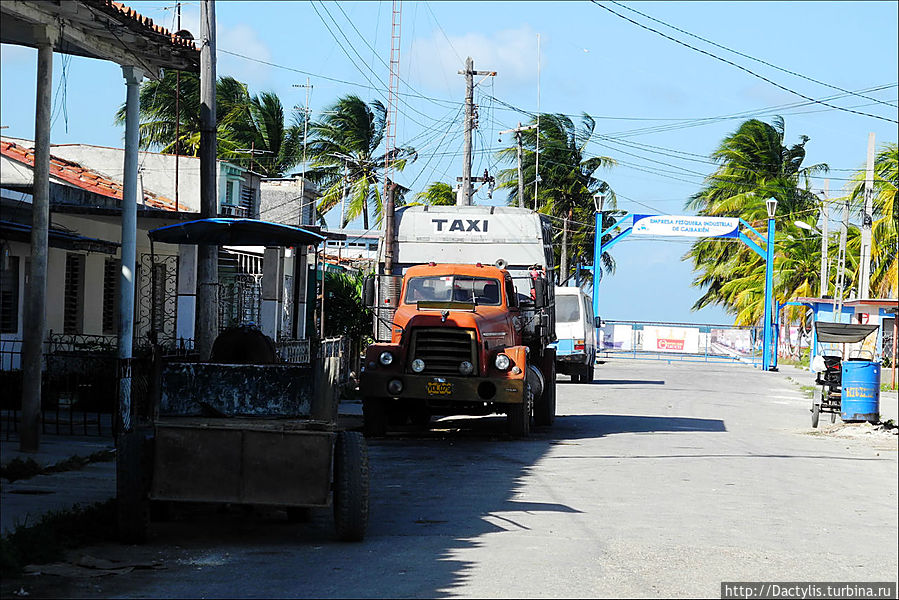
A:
[148, 218, 327, 247]
[814, 322, 880, 344]
[1, 0, 200, 76]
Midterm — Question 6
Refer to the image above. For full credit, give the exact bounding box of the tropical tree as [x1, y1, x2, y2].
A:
[843, 142, 898, 298]
[685, 116, 828, 325]
[414, 181, 456, 206]
[495, 113, 618, 284]
[115, 71, 305, 176]
[305, 95, 417, 229]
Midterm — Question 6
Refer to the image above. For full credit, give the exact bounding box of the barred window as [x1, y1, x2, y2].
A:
[0, 255, 19, 333]
[63, 253, 85, 334]
[102, 258, 119, 334]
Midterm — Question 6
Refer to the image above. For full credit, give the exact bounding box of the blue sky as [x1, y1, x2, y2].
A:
[2, 1, 897, 324]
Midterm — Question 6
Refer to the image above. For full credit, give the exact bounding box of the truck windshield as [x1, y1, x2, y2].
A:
[556, 295, 581, 323]
[405, 276, 502, 305]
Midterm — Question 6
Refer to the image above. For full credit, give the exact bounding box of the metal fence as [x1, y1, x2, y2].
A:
[598, 320, 764, 366]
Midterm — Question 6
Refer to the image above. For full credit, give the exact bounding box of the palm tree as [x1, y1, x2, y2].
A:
[414, 181, 456, 206]
[496, 113, 618, 283]
[305, 95, 417, 229]
[843, 142, 898, 298]
[115, 72, 304, 177]
[114, 70, 248, 156]
[686, 116, 828, 324]
[224, 91, 306, 177]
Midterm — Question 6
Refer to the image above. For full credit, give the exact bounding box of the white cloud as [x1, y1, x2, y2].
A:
[217, 23, 273, 88]
[408, 26, 541, 92]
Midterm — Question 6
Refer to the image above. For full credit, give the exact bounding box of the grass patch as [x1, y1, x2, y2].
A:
[799, 385, 817, 399]
[881, 382, 898, 392]
[0, 450, 115, 483]
[0, 499, 118, 577]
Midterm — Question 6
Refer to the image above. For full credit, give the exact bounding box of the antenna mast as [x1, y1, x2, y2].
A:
[383, 0, 402, 205]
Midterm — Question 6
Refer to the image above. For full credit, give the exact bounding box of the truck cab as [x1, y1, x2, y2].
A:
[551, 286, 597, 383]
[360, 262, 556, 437]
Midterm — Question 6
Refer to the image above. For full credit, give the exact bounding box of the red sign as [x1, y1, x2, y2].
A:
[657, 338, 685, 351]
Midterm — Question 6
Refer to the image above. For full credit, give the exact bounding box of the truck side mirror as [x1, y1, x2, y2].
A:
[362, 276, 375, 307]
[594, 316, 602, 328]
[533, 278, 547, 309]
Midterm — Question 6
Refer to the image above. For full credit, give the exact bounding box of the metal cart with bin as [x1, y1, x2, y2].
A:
[810, 322, 880, 428]
[117, 219, 369, 543]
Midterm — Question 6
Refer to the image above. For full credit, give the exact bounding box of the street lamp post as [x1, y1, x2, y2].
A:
[592, 194, 605, 329]
[762, 197, 778, 371]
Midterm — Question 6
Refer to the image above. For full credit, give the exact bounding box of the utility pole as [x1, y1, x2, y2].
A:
[534, 32, 541, 210]
[457, 57, 495, 205]
[292, 79, 312, 225]
[499, 122, 537, 208]
[820, 179, 829, 297]
[196, 0, 218, 360]
[174, 0, 181, 212]
[858, 132, 875, 300]
[834, 196, 849, 323]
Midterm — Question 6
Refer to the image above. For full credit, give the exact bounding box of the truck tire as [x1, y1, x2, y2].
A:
[507, 383, 533, 437]
[363, 397, 387, 437]
[534, 360, 556, 427]
[116, 429, 151, 544]
[333, 431, 369, 542]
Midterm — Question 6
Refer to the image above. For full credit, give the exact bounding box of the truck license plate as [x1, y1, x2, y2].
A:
[426, 381, 453, 396]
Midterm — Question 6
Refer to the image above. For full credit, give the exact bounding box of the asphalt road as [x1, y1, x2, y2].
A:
[30, 359, 899, 598]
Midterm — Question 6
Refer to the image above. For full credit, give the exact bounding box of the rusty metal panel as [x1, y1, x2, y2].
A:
[152, 426, 243, 503]
[242, 430, 334, 506]
[151, 424, 334, 506]
[160, 363, 314, 417]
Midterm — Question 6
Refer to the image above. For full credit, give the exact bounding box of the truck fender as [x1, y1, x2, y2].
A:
[526, 364, 544, 402]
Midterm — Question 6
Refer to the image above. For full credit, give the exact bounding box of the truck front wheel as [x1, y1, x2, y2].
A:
[363, 397, 387, 437]
[534, 361, 556, 427]
[507, 384, 533, 437]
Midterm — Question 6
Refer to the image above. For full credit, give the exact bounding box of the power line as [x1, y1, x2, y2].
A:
[608, 0, 898, 110]
[590, 1, 898, 124]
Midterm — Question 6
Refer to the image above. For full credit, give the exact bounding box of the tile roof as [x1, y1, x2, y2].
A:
[89, 0, 198, 51]
[1, 139, 178, 211]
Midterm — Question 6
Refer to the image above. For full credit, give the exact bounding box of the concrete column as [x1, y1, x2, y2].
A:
[118, 65, 145, 434]
[20, 26, 57, 452]
[176, 245, 197, 345]
[293, 247, 309, 339]
[260, 247, 283, 341]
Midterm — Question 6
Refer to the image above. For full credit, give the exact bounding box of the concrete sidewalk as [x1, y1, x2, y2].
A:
[0, 401, 367, 535]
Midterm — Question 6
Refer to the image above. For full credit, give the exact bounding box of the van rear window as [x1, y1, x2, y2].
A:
[556, 295, 580, 323]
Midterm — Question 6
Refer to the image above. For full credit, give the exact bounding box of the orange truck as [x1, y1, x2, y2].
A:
[359, 205, 557, 437]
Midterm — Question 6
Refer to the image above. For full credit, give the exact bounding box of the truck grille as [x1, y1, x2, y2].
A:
[409, 328, 477, 375]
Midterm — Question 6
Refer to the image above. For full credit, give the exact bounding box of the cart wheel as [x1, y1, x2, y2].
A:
[830, 409, 836, 423]
[534, 360, 556, 427]
[333, 431, 369, 542]
[362, 397, 387, 438]
[507, 382, 533, 437]
[811, 402, 820, 429]
[117, 430, 151, 543]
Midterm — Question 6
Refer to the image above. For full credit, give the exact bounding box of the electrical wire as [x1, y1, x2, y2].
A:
[590, 1, 898, 124]
[608, 0, 898, 110]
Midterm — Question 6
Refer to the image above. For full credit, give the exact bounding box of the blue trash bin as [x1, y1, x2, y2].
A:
[841, 360, 880, 422]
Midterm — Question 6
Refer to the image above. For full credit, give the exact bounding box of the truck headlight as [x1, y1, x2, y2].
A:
[387, 379, 404, 395]
[459, 361, 474, 375]
[494, 354, 511, 371]
[411, 358, 425, 373]
[379, 351, 394, 366]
